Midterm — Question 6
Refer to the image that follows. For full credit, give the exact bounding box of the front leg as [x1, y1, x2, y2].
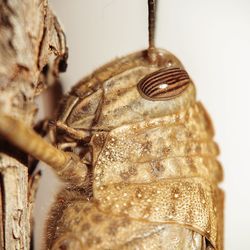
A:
[0, 113, 88, 189]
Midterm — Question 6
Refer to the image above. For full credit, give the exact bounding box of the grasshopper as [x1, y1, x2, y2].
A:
[0, 0, 223, 249]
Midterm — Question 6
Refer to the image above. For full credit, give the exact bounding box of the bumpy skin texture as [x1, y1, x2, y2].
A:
[47, 49, 223, 250]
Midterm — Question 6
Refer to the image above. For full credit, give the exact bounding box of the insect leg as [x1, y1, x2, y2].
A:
[0, 112, 87, 187]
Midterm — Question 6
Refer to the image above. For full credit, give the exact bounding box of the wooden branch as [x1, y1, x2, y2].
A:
[0, 0, 68, 249]
[0, 0, 67, 124]
[0, 153, 29, 249]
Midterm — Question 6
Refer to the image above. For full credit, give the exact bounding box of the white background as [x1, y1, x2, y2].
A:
[36, 0, 250, 249]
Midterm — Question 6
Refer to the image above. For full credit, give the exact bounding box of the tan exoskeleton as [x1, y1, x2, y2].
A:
[0, 1, 224, 249]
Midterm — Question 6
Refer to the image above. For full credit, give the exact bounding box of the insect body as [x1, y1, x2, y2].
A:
[45, 47, 223, 249]
[0, 1, 223, 249]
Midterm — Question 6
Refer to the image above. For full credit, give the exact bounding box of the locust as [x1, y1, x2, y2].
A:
[0, 0, 223, 249]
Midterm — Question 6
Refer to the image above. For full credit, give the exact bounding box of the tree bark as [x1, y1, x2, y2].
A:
[0, 154, 29, 249]
[0, 0, 67, 248]
[0, 0, 67, 123]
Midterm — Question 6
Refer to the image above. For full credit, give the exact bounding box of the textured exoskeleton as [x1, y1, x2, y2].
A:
[46, 49, 223, 250]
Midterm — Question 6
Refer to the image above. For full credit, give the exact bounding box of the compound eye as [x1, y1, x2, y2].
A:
[137, 67, 190, 101]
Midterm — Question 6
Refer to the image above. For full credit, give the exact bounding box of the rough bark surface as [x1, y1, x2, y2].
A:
[0, 154, 29, 249]
[0, 0, 67, 124]
[0, 0, 67, 248]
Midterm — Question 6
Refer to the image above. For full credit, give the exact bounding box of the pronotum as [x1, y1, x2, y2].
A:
[0, 0, 224, 249]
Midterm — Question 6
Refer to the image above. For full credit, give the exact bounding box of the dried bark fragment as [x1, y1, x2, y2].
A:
[0, 0, 68, 249]
[0, 153, 29, 249]
[0, 0, 67, 124]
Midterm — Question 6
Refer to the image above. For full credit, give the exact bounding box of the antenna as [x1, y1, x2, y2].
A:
[147, 0, 158, 63]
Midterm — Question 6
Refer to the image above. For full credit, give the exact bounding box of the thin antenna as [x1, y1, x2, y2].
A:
[0, 113, 69, 169]
[148, 0, 158, 63]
